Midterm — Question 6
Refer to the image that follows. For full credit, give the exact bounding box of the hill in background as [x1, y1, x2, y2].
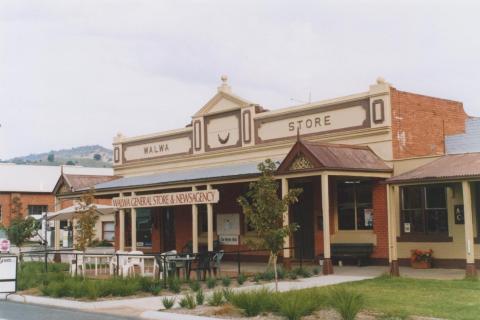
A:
[3, 145, 113, 168]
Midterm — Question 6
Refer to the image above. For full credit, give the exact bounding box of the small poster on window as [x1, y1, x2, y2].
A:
[454, 205, 464, 224]
[364, 209, 373, 228]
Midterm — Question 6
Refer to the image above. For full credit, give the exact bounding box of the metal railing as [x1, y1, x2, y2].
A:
[19, 245, 309, 285]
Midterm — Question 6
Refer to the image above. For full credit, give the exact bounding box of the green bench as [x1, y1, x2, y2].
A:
[331, 243, 374, 266]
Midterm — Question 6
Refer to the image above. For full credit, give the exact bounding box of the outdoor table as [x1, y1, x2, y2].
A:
[169, 256, 196, 280]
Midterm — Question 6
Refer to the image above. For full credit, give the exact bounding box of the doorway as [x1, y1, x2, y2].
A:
[160, 207, 176, 252]
[291, 180, 315, 259]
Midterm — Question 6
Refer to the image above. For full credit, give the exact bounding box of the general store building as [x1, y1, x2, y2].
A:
[92, 77, 478, 276]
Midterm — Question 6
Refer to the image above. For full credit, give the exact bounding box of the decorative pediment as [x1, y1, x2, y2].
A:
[193, 76, 252, 117]
[289, 153, 315, 171]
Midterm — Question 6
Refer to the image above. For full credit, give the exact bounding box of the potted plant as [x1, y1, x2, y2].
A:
[410, 249, 433, 269]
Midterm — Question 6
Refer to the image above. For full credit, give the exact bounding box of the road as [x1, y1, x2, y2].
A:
[0, 301, 139, 320]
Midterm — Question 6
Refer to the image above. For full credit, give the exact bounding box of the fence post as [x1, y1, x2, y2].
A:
[237, 250, 241, 276]
[75, 253, 78, 277]
[44, 251, 48, 273]
[116, 254, 120, 276]
[163, 255, 167, 288]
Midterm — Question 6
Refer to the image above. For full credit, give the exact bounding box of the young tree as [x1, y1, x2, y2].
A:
[0, 196, 39, 261]
[73, 189, 100, 277]
[237, 159, 302, 291]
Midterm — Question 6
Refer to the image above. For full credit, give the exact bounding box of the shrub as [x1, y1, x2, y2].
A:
[208, 290, 224, 306]
[162, 296, 175, 309]
[229, 288, 273, 317]
[288, 272, 298, 280]
[277, 267, 286, 279]
[276, 290, 320, 320]
[206, 276, 217, 289]
[189, 280, 201, 292]
[168, 277, 181, 293]
[196, 289, 205, 305]
[237, 273, 247, 285]
[293, 267, 311, 278]
[222, 276, 231, 287]
[179, 293, 197, 309]
[253, 273, 262, 283]
[222, 288, 234, 302]
[313, 267, 320, 275]
[329, 287, 365, 320]
[261, 270, 275, 281]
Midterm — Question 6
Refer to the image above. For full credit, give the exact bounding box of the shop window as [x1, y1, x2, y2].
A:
[136, 208, 152, 247]
[102, 221, 115, 242]
[400, 185, 448, 238]
[28, 205, 48, 216]
[337, 181, 373, 230]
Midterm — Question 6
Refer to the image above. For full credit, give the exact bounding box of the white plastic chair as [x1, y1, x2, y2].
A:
[69, 251, 85, 276]
[123, 251, 145, 277]
[109, 250, 129, 276]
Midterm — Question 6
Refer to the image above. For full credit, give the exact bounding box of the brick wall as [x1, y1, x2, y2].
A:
[0, 192, 54, 226]
[390, 88, 468, 159]
[372, 182, 388, 259]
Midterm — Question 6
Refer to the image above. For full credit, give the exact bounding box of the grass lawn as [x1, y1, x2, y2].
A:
[328, 275, 480, 320]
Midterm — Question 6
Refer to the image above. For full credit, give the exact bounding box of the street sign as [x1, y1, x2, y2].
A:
[0, 255, 17, 293]
[0, 239, 10, 253]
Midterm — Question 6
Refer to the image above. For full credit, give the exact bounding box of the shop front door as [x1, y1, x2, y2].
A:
[161, 207, 176, 252]
[291, 181, 315, 260]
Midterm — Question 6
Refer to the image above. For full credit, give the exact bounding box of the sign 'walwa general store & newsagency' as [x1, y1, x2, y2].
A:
[112, 190, 220, 208]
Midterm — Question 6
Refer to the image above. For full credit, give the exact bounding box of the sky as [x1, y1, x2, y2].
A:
[1, 0, 480, 160]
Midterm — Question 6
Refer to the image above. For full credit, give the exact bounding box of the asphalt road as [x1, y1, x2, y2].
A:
[0, 301, 139, 320]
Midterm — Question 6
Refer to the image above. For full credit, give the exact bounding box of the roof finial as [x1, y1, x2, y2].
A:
[296, 127, 301, 141]
[218, 74, 232, 93]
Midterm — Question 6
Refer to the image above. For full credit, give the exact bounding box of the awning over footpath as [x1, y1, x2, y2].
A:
[93, 161, 263, 191]
[93, 140, 392, 192]
[387, 153, 480, 184]
[47, 204, 116, 221]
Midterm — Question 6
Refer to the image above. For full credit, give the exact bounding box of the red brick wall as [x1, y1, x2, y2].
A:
[372, 182, 388, 259]
[390, 88, 468, 159]
[0, 192, 54, 226]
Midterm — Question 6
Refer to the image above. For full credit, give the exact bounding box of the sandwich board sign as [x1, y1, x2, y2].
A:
[0, 255, 17, 293]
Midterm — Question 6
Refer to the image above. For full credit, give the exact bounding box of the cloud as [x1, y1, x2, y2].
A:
[0, 0, 479, 159]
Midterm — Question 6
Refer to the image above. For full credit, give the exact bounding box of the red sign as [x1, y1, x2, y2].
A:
[0, 239, 10, 253]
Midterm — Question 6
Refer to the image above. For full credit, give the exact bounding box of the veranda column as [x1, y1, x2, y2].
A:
[387, 184, 400, 276]
[192, 186, 199, 254]
[131, 192, 137, 251]
[462, 181, 477, 277]
[321, 174, 333, 274]
[207, 184, 214, 252]
[281, 178, 291, 269]
[119, 207, 125, 251]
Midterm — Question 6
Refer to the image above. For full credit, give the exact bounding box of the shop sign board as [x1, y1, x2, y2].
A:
[0, 255, 17, 293]
[0, 239, 10, 253]
[112, 190, 220, 208]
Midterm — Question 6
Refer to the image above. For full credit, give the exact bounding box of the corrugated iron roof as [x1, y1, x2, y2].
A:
[63, 174, 118, 192]
[94, 161, 264, 191]
[302, 141, 392, 172]
[0, 164, 113, 193]
[277, 140, 392, 173]
[387, 153, 480, 184]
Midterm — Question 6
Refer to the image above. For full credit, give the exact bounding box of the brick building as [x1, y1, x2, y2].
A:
[0, 164, 114, 246]
[88, 77, 478, 276]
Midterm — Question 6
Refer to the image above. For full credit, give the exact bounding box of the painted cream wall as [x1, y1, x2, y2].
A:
[113, 81, 394, 178]
[397, 183, 480, 260]
[93, 214, 115, 242]
[392, 156, 441, 176]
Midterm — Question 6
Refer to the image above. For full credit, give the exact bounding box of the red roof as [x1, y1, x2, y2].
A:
[277, 140, 392, 174]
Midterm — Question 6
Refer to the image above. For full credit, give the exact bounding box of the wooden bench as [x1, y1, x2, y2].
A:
[331, 243, 374, 266]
